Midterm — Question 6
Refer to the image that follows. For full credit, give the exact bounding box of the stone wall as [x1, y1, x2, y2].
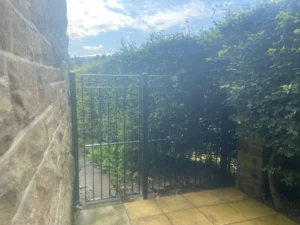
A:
[235, 138, 269, 198]
[0, 0, 73, 225]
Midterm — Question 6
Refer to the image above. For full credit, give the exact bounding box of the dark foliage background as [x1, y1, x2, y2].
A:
[72, 0, 300, 210]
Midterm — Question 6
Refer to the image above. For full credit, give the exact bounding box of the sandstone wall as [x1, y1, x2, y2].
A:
[236, 138, 268, 198]
[0, 0, 74, 224]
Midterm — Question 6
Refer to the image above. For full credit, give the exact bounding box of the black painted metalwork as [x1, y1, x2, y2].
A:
[69, 72, 80, 204]
[71, 72, 230, 203]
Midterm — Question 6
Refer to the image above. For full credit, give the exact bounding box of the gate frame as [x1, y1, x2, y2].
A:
[69, 72, 80, 205]
[70, 72, 152, 203]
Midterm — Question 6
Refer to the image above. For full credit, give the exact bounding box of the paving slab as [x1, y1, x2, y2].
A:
[167, 208, 213, 225]
[198, 203, 246, 225]
[73, 187, 299, 225]
[231, 213, 298, 225]
[131, 215, 172, 225]
[183, 190, 224, 207]
[124, 199, 163, 220]
[74, 204, 130, 225]
[155, 195, 194, 213]
[229, 199, 275, 220]
[210, 187, 248, 203]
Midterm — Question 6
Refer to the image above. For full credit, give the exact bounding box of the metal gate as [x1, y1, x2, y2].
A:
[70, 72, 225, 204]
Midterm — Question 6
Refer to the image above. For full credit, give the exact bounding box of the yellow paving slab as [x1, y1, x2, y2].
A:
[184, 190, 224, 207]
[124, 200, 163, 220]
[198, 203, 247, 225]
[167, 208, 213, 225]
[210, 187, 248, 203]
[229, 199, 275, 220]
[131, 215, 172, 225]
[155, 195, 194, 213]
[230, 221, 255, 225]
[253, 214, 298, 225]
[231, 214, 298, 225]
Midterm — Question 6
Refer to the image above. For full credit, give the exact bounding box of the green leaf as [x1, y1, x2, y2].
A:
[293, 29, 300, 35]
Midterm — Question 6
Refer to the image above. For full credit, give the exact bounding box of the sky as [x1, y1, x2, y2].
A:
[67, 0, 254, 57]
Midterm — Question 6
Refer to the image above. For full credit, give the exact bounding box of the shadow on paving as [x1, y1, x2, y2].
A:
[73, 200, 130, 225]
[73, 187, 299, 225]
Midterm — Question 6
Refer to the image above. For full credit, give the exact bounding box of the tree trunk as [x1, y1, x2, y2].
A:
[268, 151, 282, 210]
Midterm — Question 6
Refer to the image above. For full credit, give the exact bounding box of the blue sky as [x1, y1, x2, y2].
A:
[67, 0, 255, 57]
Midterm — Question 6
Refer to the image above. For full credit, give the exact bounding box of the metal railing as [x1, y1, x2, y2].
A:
[70, 72, 228, 204]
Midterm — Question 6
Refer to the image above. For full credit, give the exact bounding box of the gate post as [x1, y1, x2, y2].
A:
[141, 73, 149, 199]
[69, 71, 80, 204]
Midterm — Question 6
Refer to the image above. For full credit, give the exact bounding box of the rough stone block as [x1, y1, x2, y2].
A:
[10, 181, 40, 225]
[30, 0, 47, 34]
[238, 151, 263, 169]
[49, 68, 64, 83]
[0, 1, 12, 52]
[27, 27, 42, 62]
[247, 139, 265, 158]
[36, 67, 52, 108]
[41, 38, 55, 66]
[7, 60, 40, 130]
[0, 120, 49, 201]
[43, 105, 61, 142]
[34, 147, 58, 225]
[10, 0, 31, 21]
[236, 175, 262, 198]
[12, 11, 27, 58]
[0, 137, 28, 224]
[26, 120, 50, 169]
[237, 163, 263, 186]
[0, 56, 15, 156]
[238, 139, 248, 153]
[0, 188, 18, 225]
[238, 138, 265, 158]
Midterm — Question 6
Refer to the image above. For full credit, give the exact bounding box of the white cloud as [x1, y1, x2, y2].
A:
[83, 44, 104, 51]
[67, 0, 134, 39]
[136, 1, 213, 32]
[104, 0, 124, 10]
[67, 0, 214, 39]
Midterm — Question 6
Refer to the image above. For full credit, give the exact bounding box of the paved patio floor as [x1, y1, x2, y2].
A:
[75, 187, 298, 225]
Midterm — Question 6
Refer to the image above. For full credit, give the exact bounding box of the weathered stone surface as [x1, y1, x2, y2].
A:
[0, 56, 15, 156]
[7, 59, 40, 129]
[236, 138, 268, 198]
[238, 151, 263, 169]
[0, 1, 12, 52]
[0, 120, 48, 208]
[27, 26, 42, 62]
[0, 0, 72, 224]
[0, 189, 18, 225]
[10, 181, 40, 225]
[30, 0, 47, 34]
[12, 10, 27, 57]
[10, 0, 31, 21]
[41, 38, 55, 66]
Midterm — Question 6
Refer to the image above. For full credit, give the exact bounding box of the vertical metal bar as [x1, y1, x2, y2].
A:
[115, 87, 119, 196]
[150, 87, 154, 190]
[98, 88, 103, 199]
[81, 75, 87, 201]
[138, 76, 142, 194]
[194, 150, 197, 185]
[141, 73, 149, 199]
[123, 88, 126, 196]
[107, 90, 111, 197]
[90, 89, 95, 200]
[130, 87, 135, 194]
[69, 72, 80, 204]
